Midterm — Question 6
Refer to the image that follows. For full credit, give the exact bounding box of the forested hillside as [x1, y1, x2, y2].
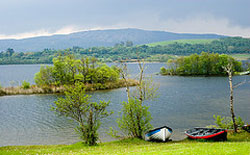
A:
[0, 37, 249, 64]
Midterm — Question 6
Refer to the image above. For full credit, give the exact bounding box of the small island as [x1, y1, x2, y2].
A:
[160, 52, 245, 76]
[0, 55, 138, 96]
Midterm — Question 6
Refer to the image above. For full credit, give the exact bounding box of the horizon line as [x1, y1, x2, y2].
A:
[0, 27, 239, 40]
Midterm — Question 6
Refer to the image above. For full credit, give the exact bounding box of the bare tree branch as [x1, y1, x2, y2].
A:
[119, 60, 131, 101]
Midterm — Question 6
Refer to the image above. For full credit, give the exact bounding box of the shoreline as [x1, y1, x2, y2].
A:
[0, 61, 167, 66]
[0, 79, 138, 97]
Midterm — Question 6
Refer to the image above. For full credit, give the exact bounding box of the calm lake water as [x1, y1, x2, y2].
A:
[0, 63, 249, 146]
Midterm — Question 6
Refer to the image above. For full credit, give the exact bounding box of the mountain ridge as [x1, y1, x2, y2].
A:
[0, 28, 225, 52]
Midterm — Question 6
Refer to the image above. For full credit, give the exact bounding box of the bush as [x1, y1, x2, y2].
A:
[117, 98, 152, 138]
[22, 80, 30, 89]
[52, 82, 112, 145]
[160, 67, 168, 75]
[213, 115, 245, 129]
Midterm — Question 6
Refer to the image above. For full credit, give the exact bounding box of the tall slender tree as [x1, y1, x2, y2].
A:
[223, 62, 248, 133]
[223, 63, 237, 133]
[117, 59, 158, 139]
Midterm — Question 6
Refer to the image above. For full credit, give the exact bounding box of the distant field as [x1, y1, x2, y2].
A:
[231, 54, 250, 60]
[146, 39, 217, 47]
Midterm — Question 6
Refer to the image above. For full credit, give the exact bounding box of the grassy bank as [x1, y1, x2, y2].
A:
[146, 39, 216, 47]
[0, 131, 249, 154]
[231, 54, 250, 61]
[0, 79, 138, 96]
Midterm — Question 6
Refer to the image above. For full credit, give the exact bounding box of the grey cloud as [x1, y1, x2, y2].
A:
[0, 0, 249, 37]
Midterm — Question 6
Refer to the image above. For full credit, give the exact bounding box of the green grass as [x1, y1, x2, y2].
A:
[146, 39, 216, 47]
[0, 131, 249, 154]
[230, 54, 250, 60]
[146, 54, 178, 62]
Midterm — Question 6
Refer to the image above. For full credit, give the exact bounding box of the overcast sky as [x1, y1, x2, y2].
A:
[0, 0, 250, 39]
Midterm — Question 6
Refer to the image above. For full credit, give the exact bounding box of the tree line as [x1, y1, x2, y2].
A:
[1, 37, 250, 64]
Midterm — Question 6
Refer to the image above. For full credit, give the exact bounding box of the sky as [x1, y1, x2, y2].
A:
[0, 0, 250, 39]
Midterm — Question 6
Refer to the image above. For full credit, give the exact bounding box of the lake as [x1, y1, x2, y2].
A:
[0, 63, 249, 146]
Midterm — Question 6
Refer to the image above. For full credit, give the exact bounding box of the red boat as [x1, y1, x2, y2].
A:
[185, 128, 227, 141]
[242, 125, 250, 133]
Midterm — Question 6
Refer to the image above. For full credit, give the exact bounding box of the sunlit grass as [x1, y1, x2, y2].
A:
[146, 39, 216, 47]
[0, 131, 249, 154]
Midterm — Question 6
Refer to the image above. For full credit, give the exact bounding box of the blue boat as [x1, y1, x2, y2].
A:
[145, 126, 173, 142]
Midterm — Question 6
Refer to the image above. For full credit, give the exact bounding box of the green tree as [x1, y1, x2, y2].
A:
[6, 48, 15, 56]
[161, 53, 242, 76]
[52, 82, 112, 145]
[117, 98, 152, 138]
[34, 66, 55, 86]
[34, 55, 119, 87]
[160, 67, 168, 75]
[117, 60, 158, 139]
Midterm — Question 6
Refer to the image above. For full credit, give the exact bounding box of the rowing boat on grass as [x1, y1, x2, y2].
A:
[185, 127, 227, 141]
[242, 125, 250, 133]
[145, 126, 173, 142]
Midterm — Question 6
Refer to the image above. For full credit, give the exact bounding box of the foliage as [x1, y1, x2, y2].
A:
[34, 66, 55, 86]
[115, 61, 158, 139]
[161, 52, 243, 76]
[21, 80, 30, 89]
[52, 82, 112, 145]
[213, 115, 245, 129]
[1, 37, 250, 64]
[246, 61, 250, 71]
[160, 67, 168, 75]
[0, 83, 5, 96]
[34, 55, 119, 87]
[117, 98, 152, 138]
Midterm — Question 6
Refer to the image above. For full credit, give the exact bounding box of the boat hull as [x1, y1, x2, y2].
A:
[145, 126, 173, 142]
[185, 128, 227, 141]
[242, 125, 250, 133]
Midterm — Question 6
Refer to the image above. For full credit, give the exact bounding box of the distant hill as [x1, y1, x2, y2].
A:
[146, 39, 217, 47]
[0, 28, 224, 52]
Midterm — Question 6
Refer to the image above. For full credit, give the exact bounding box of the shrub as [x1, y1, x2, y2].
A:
[160, 67, 168, 75]
[52, 82, 112, 145]
[213, 115, 245, 129]
[22, 80, 30, 89]
[117, 98, 152, 138]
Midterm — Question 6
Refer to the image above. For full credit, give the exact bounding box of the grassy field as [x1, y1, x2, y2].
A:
[146, 39, 216, 47]
[231, 54, 250, 61]
[0, 131, 249, 155]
